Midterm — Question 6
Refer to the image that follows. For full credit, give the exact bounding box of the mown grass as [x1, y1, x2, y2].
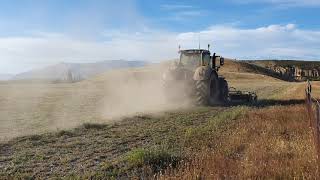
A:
[1, 106, 236, 179]
[183, 106, 247, 148]
[3, 99, 313, 179]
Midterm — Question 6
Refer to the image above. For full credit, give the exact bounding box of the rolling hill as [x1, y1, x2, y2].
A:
[244, 60, 320, 69]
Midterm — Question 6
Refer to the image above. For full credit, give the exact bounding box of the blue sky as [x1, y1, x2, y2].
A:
[0, 0, 320, 74]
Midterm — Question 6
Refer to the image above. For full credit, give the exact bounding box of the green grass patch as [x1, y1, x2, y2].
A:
[184, 106, 248, 147]
[125, 147, 180, 172]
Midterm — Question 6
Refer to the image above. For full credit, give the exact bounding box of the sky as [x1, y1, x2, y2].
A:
[0, 0, 320, 74]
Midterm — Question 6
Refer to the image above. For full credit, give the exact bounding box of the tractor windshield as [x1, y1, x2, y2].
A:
[180, 53, 201, 67]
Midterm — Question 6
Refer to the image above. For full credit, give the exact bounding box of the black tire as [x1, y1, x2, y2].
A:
[195, 80, 209, 105]
[195, 75, 219, 105]
[219, 78, 229, 103]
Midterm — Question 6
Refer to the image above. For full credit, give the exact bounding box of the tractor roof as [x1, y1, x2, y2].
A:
[180, 49, 210, 54]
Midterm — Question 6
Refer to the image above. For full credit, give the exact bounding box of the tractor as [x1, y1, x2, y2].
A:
[162, 46, 258, 105]
[162, 46, 229, 105]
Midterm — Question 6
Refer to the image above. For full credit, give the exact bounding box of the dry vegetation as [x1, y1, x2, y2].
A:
[0, 60, 318, 179]
[159, 105, 316, 179]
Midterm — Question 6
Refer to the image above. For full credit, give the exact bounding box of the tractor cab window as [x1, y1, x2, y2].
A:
[203, 53, 211, 66]
[180, 53, 201, 67]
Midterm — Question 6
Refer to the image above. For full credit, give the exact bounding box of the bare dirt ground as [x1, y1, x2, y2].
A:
[0, 60, 318, 179]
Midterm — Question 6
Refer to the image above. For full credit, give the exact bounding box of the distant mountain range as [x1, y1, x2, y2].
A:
[0, 74, 14, 81]
[12, 60, 148, 81]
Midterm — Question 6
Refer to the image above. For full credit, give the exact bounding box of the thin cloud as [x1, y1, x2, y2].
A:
[168, 10, 208, 21]
[233, 0, 320, 7]
[160, 4, 193, 10]
[160, 3, 207, 21]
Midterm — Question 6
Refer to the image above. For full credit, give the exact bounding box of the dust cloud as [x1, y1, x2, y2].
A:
[97, 65, 191, 119]
[0, 63, 192, 141]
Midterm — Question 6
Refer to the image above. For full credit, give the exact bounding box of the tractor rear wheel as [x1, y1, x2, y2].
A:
[219, 78, 229, 103]
[195, 80, 209, 105]
[195, 75, 219, 105]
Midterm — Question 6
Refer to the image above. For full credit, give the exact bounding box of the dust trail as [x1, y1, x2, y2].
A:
[0, 64, 191, 141]
[96, 65, 192, 119]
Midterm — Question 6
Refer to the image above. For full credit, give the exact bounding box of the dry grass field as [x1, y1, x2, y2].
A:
[0, 60, 318, 179]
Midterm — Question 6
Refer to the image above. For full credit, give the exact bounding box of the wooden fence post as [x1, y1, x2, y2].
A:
[305, 81, 320, 177]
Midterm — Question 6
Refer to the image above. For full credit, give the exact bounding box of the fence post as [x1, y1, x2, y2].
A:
[315, 103, 320, 176]
[305, 81, 320, 177]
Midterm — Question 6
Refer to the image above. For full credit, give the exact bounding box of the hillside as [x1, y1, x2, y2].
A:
[0, 60, 318, 178]
[222, 59, 320, 82]
[13, 60, 147, 81]
[245, 60, 320, 69]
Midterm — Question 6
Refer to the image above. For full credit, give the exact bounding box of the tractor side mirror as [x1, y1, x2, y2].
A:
[220, 57, 225, 66]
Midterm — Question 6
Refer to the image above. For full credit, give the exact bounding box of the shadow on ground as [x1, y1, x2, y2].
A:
[227, 99, 305, 108]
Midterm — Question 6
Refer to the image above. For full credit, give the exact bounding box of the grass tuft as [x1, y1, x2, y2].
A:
[82, 123, 108, 130]
[57, 130, 74, 137]
[27, 134, 42, 141]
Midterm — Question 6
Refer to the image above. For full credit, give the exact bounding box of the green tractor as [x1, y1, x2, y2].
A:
[162, 46, 229, 105]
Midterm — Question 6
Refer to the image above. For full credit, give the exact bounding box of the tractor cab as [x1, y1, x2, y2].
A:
[179, 49, 224, 71]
